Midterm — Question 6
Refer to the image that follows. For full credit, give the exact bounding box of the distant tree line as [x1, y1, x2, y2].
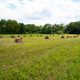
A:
[0, 19, 80, 34]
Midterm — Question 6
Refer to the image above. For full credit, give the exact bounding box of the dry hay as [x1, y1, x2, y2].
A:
[73, 36, 78, 38]
[0, 35, 3, 38]
[67, 59, 72, 63]
[24, 34, 26, 37]
[66, 36, 72, 38]
[40, 35, 42, 36]
[66, 36, 70, 38]
[69, 36, 72, 38]
[18, 35, 20, 37]
[61, 35, 65, 38]
[49, 35, 51, 36]
[10, 35, 16, 38]
[30, 34, 33, 37]
[45, 35, 50, 39]
[14, 38, 23, 43]
[37, 35, 39, 36]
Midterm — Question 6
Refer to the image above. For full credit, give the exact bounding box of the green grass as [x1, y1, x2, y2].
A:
[0, 34, 80, 80]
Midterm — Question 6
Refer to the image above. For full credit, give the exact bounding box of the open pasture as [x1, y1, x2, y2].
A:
[0, 34, 80, 80]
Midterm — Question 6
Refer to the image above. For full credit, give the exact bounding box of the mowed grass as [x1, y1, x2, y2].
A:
[0, 34, 80, 80]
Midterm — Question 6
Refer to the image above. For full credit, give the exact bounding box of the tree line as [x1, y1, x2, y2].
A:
[0, 19, 80, 34]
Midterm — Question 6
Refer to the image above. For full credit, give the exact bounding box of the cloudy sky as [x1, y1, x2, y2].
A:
[0, 0, 80, 25]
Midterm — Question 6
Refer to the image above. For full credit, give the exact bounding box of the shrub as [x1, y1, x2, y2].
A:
[57, 31, 63, 34]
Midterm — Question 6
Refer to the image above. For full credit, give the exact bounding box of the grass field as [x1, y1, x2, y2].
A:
[0, 34, 80, 80]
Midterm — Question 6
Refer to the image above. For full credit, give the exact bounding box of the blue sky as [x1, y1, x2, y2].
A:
[71, 0, 80, 2]
[7, 3, 17, 10]
[0, 0, 80, 25]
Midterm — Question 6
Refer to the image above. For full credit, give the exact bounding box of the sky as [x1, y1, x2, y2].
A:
[0, 0, 80, 26]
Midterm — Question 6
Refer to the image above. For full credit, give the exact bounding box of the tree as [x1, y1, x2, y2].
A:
[6, 19, 20, 34]
[38, 25, 43, 33]
[65, 22, 79, 34]
[52, 24, 64, 34]
[25, 24, 38, 34]
[19, 23, 25, 34]
[0, 19, 7, 34]
[41, 23, 52, 34]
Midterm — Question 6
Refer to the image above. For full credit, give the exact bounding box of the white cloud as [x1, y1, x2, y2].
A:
[0, 0, 80, 25]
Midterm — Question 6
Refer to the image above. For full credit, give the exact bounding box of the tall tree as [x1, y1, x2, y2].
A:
[19, 23, 25, 34]
[6, 19, 20, 34]
[41, 23, 52, 34]
[0, 19, 7, 34]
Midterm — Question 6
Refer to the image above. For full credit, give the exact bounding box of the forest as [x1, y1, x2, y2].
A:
[0, 19, 80, 34]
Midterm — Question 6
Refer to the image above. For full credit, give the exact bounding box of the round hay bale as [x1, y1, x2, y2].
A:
[45, 35, 50, 39]
[0, 35, 3, 38]
[14, 38, 23, 43]
[61, 35, 65, 38]
[10, 35, 16, 38]
[49, 35, 51, 36]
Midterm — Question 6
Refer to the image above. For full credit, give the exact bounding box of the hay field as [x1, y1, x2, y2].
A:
[0, 34, 80, 80]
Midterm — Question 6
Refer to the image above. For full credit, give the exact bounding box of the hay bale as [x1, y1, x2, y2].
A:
[30, 34, 33, 37]
[69, 36, 72, 38]
[10, 35, 16, 38]
[40, 35, 43, 36]
[45, 35, 50, 39]
[18, 35, 20, 37]
[53, 34, 54, 36]
[49, 35, 51, 36]
[37, 35, 39, 36]
[66, 36, 72, 38]
[24, 34, 26, 37]
[0, 35, 3, 38]
[61, 35, 65, 38]
[73, 36, 78, 38]
[66, 36, 69, 38]
[14, 38, 23, 43]
[67, 59, 72, 63]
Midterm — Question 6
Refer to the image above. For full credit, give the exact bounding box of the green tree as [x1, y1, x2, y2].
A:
[38, 25, 43, 33]
[53, 24, 64, 34]
[65, 22, 79, 34]
[6, 19, 20, 34]
[25, 24, 38, 34]
[19, 23, 25, 34]
[41, 23, 52, 34]
[0, 19, 7, 34]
